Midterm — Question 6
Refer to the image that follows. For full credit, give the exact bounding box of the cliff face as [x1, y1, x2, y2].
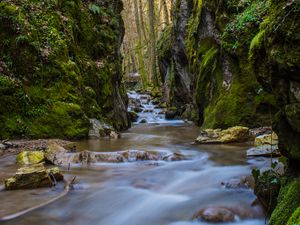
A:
[0, 0, 129, 139]
[158, 0, 300, 223]
[158, 0, 277, 128]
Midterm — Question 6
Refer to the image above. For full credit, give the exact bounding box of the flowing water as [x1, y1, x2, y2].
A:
[0, 92, 270, 225]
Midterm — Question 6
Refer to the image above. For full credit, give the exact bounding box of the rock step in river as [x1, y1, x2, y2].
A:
[0, 92, 271, 225]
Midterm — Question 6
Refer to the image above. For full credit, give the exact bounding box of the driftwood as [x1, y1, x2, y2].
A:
[0, 179, 73, 222]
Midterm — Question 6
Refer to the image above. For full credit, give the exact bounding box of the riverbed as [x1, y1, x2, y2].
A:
[0, 120, 270, 225]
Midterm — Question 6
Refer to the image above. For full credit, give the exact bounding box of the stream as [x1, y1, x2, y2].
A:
[0, 92, 270, 225]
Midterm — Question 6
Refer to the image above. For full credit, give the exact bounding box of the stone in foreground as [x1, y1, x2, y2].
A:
[196, 126, 253, 144]
[4, 164, 63, 190]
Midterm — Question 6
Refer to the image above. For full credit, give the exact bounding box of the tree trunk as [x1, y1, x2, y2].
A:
[148, 0, 158, 86]
[133, 0, 147, 86]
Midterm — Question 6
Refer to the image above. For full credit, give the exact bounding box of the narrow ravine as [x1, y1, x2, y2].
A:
[0, 93, 270, 225]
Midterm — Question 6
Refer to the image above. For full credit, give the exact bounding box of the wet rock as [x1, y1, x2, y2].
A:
[143, 109, 154, 113]
[88, 119, 118, 138]
[158, 102, 167, 108]
[221, 176, 254, 189]
[133, 107, 143, 113]
[89, 119, 103, 138]
[44, 149, 188, 165]
[17, 151, 45, 165]
[152, 98, 160, 105]
[194, 207, 236, 223]
[0, 143, 5, 150]
[109, 131, 121, 139]
[163, 152, 187, 161]
[250, 127, 273, 137]
[254, 132, 278, 146]
[4, 164, 63, 190]
[254, 170, 280, 212]
[128, 111, 139, 122]
[196, 126, 253, 144]
[165, 109, 177, 119]
[139, 95, 150, 104]
[247, 145, 281, 157]
[45, 142, 69, 165]
[139, 119, 147, 124]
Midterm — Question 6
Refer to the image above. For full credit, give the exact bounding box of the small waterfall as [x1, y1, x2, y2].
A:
[127, 91, 185, 124]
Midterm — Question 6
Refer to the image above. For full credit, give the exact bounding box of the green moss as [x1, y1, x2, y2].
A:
[0, 0, 128, 139]
[221, 0, 269, 53]
[269, 177, 300, 225]
[187, 0, 203, 70]
[287, 207, 300, 225]
[249, 29, 265, 61]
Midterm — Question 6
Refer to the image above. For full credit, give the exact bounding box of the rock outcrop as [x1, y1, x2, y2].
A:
[157, 0, 278, 127]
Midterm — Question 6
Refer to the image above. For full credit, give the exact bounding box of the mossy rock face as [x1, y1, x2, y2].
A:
[0, 0, 129, 139]
[269, 177, 300, 225]
[287, 207, 300, 225]
[158, 0, 278, 127]
[17, 151, 45, 165]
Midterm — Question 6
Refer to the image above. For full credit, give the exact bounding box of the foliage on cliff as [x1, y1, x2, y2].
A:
[0, 0, 129, 139]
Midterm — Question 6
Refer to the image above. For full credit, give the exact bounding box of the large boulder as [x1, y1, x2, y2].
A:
[44, 142, 69, 165]
[16, 151, 45, 165]
[88, 119, 120, 139]
[4, 164, 63, 190]
[196, 126, 253, 144]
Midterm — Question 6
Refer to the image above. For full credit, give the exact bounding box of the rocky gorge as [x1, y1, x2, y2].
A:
[0, 0, 300, 224]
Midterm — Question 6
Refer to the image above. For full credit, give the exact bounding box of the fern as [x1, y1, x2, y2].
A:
[88, 3, 100, 15]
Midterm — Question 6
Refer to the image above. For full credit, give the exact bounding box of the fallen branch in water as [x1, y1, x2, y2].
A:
[0, 178, 73, 222]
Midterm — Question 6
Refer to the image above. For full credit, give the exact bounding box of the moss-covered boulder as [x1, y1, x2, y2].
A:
[17, 151, 45, 165]
[196, 126, 253, 144]
[4, 164, 63, 190]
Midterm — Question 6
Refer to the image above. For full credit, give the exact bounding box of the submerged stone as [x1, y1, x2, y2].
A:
[194, 207, 236, 223]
